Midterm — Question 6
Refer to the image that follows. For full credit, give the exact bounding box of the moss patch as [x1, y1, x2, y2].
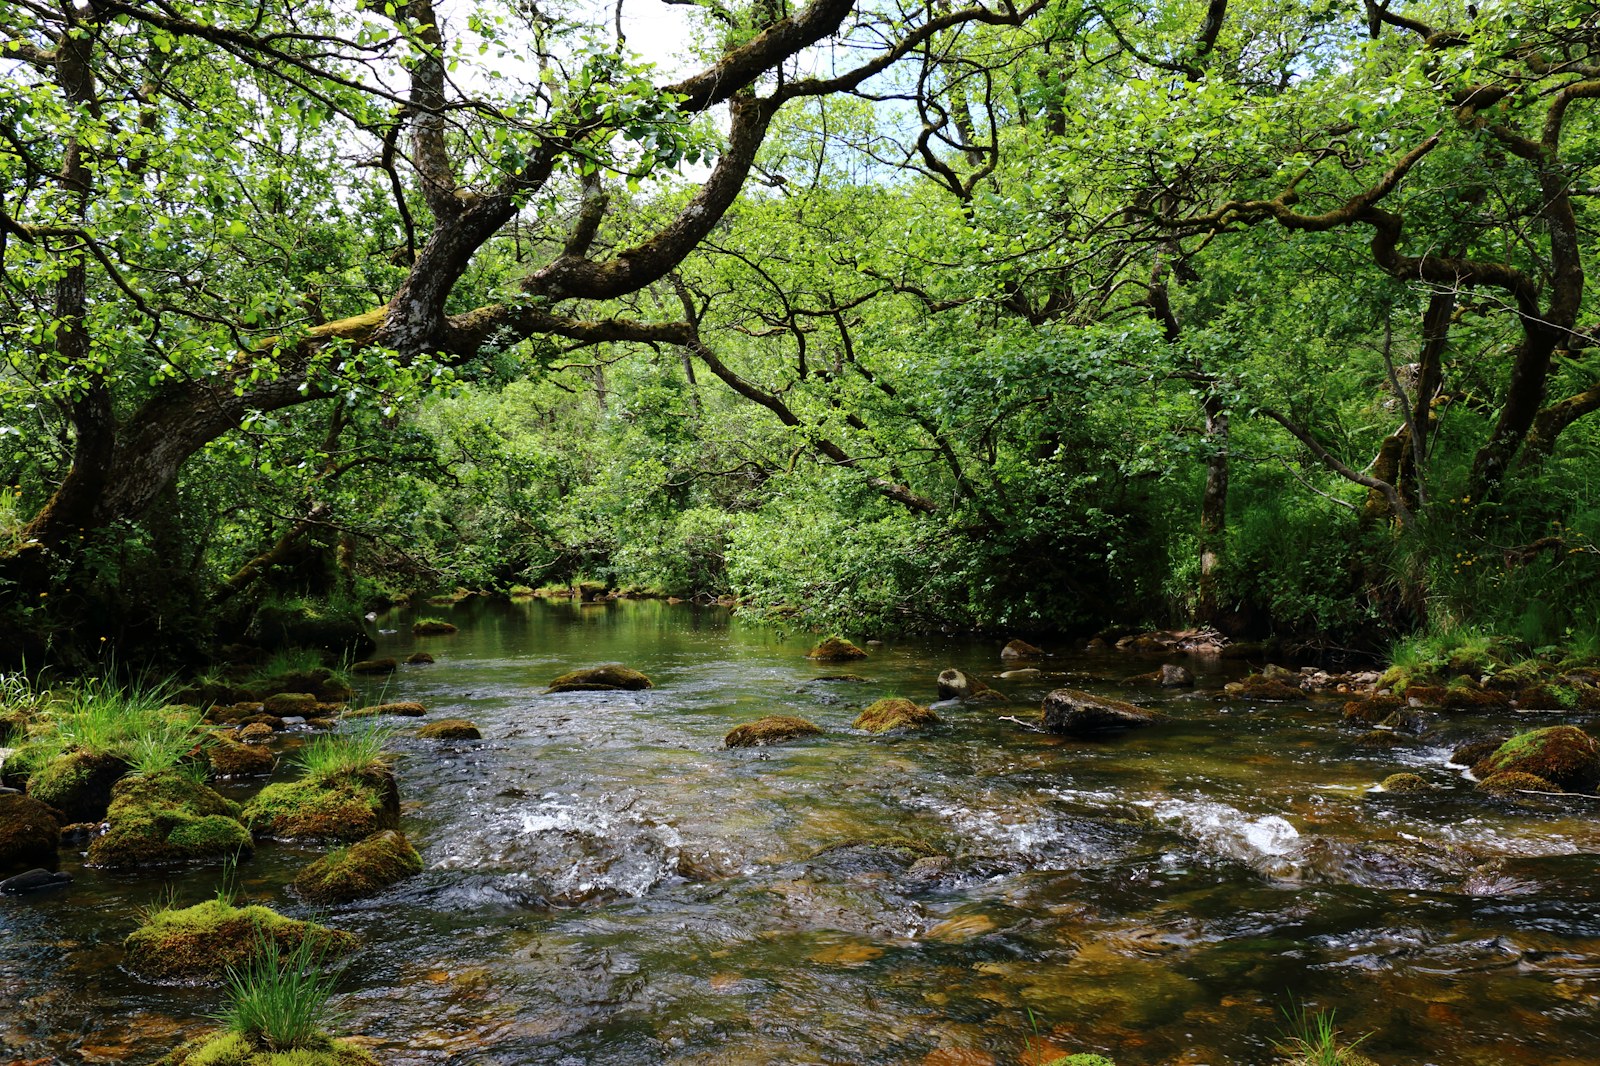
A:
[1472, 725, 1600, 792]
[158, 1031, 380, 1066]
[242, 769, 399, 842]
[346, 702, 426, 719]
[290, 829, 422, 904]
[86, 771, 252, 868]
[211, 738, 276, 778]
[262, 694, 319, 716]
[0, 793, 60, 872]
[28, 750, 131, 822]
[416, 719, 480, 740]
[1380, 773, 1434, 794]
[124, 899, 356, 984]
[1341, 696, 1403, 725]
[1478, 770, 1562, 796]
[724, 715, 823, 748]
[806, 637, 867, 662]
[349, 659, 397, 675]
[411, 620, 457, 635]
[1225, 675, 1305, 701]
[853, 698, 940, 734]
[546, 665, 653, 692]
[404, 652, 435, 665]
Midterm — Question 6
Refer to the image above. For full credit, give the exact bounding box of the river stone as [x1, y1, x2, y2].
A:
[1449, 736, 1507, 767]
[348, 701, 427, 718]
[406, 651, 436, 664]
[412, 619, 458, 635]
[999, 668, 1041, 680]
[1158, 663, 1194, 687]
[1000, 639, 1044, 661]
[262, 692, 318, 715]
[1041, 689, 1164, 735]
[854, 698, 940, 734]
[350, 658, 399, 675]
[1261, 663, 1299, 681]
[418, 718, 481, 740]
[547, 665, 653, 692]
[1380, 772, 1435, 794]
[725, 715, 823, 747]
[936, 668, 1002, 701]
[0, 867, 71, 894]
[0, 794, 61, 872]
[807, 637, 867, 662]
[1472, 726, 1600, 793]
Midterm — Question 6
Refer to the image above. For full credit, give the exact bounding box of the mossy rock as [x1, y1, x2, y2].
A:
[157, 1031, 380, 1066]
[417, 718, 480, 740]
[238, 723, 276, 743]
[1356, 730, 1403, 748]
[0, 706, 30, 744]
[249, 669, 355, 704]
[262, 693, 319, 716]
[1483, 659, 1555, 691]
[404, 652, 435, 665]
[1000, 638, 1045, 661]
[1380, 772, 1435, 794]
[813, 673, 870, 683]
[1440, 684, 1510, 711]
[290, 829, 422, 904]
[242, 769, 399, 842]
[1342, 695, 1403, 725]
[1225, 675, 1305, 701]
[1472, 726, 1600, 792]
[411, 620, 458, 635]
[1041, 1057, 1118, 1066]
[853, 698, 940, 734]
[1403, 684, 1448, 706]
[0, 793, 61, 873]
[724, 715, 823, 748]
[210, 738, 276, 778]
[1450, 736, 1507, 767]
[28, 749, 131, 822]
[1477, 770, 1562, 796]
[1513, 683, 1578, 710]
[346, 702, 426, 719]
[124, 898, 355, 984]
[806, 637, 867, 662]
[86, 771, 253, 868]
[349, 659, 398, 675]
[546, 665, 653, 692]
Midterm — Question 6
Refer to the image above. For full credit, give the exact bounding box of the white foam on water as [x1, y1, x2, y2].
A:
[1140, 798, 1302, 871]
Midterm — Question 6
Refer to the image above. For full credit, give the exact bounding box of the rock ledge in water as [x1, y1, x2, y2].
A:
[124, 898, 355, 984]
[547, 665, 654, 692]
[290, 828, 422, 904]
[725, 715, 823, 748]
[1041, 689, 1164, 734]
[418, 718, 481, 740]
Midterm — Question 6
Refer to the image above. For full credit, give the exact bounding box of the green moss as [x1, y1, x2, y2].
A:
[87, 771, 252, 868]
[1042, 1057, 1117, 1066]
[242, 769, 398, 842]
[853, 698, 940, 734]
[724, 715, 823, 748]
[0, 706, 29, 744]
[125, 899, 356, 984]
[0, 793, 60, 870]
[28, 749, 131, 821]
[1472, 725, 1600, 792]
[290, 829, 422, 904]
[1478, 770, 1561, 796]
[159, 1031, 379, 1066]
[1379, 773, 1434, 793]
[806, 636, 867, 662]
[416, 718, 480, 740]
[411, 619, 457, 635]
[546, 665, 653, 692]
[345, 702, 426, 719]
[1342, 696, 1403, 725]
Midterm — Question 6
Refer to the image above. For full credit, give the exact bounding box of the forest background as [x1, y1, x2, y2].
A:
[3, 0, 1599, 671]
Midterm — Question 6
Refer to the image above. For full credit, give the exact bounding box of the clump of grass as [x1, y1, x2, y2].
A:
[250, 647, 335, 682]
[217, 929, 344, 1052]
[291, 723, 396, 783]
[15, 672, 197, 778]
[1275, 1001, 1369, 1066]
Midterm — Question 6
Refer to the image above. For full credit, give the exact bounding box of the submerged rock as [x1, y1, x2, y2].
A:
[813, 673, 870, 683]
[86, 771, 252, 868]
[350, 658, 399, 675]
[418, 718, 481, 740]
[405, 651, 435, 664]
[1000, 638, 1045, 661]
[1380, 773, 1436, 794]
[725, 716, 823, 748]
[547, 665, 654, 692]
[411, 619, 458, 635]
[1471, 726, 1600, 793]
[347, 701, 427, 718]
[26, 750, 130, 822]
[290, 828, 422, 904]
[0, 793, 60, 872]
[158, 1031, 380, 1066]
[124, 898, 355, 984]
[854, 698, 940, 734]
[242, 768, 400, 842]
[807, 637, 867, 662]
[1041, 689, 1164, 734]
[0, 867, 71, 894]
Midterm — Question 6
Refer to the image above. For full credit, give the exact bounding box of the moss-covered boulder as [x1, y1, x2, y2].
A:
[806, 637, 867, 662]
[417, 718, 480, 740]
[349, 658, 398, 675]
[242, 769, 400, 842]
[28, 749, 131, 822]
[1450, 736, 1507, 767]
[86, 772, 253, 868]
[346, 702, 426, 719]
[1478, 770, 1562, 796]
[124, 898, 355, 984]
[1472, 726, 1600, 792]
[289, 829, 422, 904]
[1000, 638, 1045, 661]
[854, 698, 940, 734]
[935, 669, 1005, 701]
[210, 738, 276, 778]
[1224, 675, 1305, 701]
[546, 665, 653, 692]
[411, 619, 457, 635]
[724, 715, 823, 748]
[1342, 695, 1403, 725]
[1041, 689, 1163, 734]
[404, 652, 435, 665]
[262, 693, 319, 716]
[157, 1031, 380, 1066]
[0, 793, 60, 873]
[1380, 773, 1435, 794]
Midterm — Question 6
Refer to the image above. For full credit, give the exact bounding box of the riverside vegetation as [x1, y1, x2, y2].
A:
[3, 0, 1600, 1062]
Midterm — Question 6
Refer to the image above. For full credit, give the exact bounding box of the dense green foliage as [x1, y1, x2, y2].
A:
[3, 0, 1598, 662]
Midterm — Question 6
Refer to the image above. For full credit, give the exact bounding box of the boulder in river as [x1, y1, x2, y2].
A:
[243, 767, 400, 842]
[26, 749, 130, 822]
[1379, 773, 1436, 794]
[350, 658, 398, 675]
[1477, 770, 1562, 796]
[1342, 695, 1403, 724]
[1448, 736, 1507, 767]
[290, 828, 422, 904]
[1000, 638, 1045, 661]
[807, 637, 867, 662]
[1471, 725, 1600, 793]
[0, 793, 60, 873]
[86, 771, 252, 868]
[1224, 675, 1305, 701]
[348, 701, 428, 718]
[936, 668, 1006, 702]
[0, 867, 71, 894]
[1040, 689, 1164, 734]
[547, 665, 654, 692]
[262, 691, 319, 715]
[725, 715, 823, 748]
[418, 718, 481, 740]
[157, 1031, 380, 1066]
[854, 699, 940, 734]
[1158, 663, 1194, 687]
[124, 897, 355, 984]
[209, 737, 275, 778]
[411, 619, 458, 635]
[406, 651, 436, 664]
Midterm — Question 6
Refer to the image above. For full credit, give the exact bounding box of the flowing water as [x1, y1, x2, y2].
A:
[5, 600, 1600, 1065]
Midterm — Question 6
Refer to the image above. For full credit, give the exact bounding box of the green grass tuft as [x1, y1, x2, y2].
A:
[216, 928, 343, 1052]
[290, 724, 396, 784]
